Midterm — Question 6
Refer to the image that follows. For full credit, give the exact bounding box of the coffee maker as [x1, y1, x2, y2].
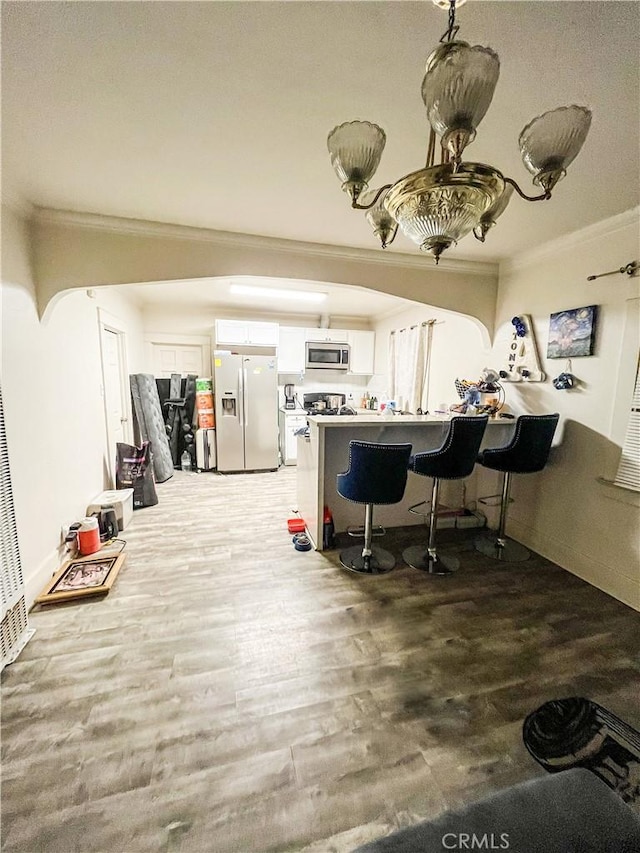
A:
[284, 383, 296, 409]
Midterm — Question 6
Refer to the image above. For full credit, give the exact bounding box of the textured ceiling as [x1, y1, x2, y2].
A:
[2, 1, 639, 270]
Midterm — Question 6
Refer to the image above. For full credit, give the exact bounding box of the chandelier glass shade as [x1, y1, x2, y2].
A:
[326, 0, 591, 263]
[327, 121, 386, 203]
[421, 41, 500, 161]
[361, 187, 398, 249]
[519, 105, 592, 193]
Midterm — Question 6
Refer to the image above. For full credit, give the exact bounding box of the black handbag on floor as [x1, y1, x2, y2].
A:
[115, 441, 158, 508]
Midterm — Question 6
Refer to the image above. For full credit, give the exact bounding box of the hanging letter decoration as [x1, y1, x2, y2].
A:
[499, 315, 545, 382]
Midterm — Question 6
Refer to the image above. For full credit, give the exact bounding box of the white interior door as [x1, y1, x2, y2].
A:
[101, 326, 130, 484]
[151, 344, 204, 378]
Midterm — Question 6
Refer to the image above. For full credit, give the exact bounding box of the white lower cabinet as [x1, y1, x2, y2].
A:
[279, 410, 307, 465]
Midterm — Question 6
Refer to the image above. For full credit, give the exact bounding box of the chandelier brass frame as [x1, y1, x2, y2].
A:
[327, 0, 592, 263]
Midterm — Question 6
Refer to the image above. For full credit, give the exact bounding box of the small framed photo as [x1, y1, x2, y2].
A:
[35, 554, 125, 605]
[547, 305, 598, 358]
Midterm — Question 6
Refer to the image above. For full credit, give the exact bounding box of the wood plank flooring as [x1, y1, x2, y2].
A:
[2, 467, 639, 852]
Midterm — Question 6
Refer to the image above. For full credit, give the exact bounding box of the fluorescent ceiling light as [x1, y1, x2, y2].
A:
[229, 284, 327, 303]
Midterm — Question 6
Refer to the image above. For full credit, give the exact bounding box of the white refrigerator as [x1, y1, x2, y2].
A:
[214, 354, 279, 472]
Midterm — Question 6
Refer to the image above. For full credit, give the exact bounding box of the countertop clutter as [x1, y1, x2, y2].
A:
[305, 412, 509, 427]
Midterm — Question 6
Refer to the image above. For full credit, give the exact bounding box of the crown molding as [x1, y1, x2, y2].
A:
[31, 207, 499, 278]
[500, 206, 640, 275]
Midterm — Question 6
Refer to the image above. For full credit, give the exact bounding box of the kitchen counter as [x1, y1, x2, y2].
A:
[297, 415, 516, 550]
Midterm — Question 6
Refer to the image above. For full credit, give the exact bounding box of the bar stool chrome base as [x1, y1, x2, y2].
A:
[474, 533, 530, 562]
[402, 545, 459, 575]
[339, 545, 395, 574]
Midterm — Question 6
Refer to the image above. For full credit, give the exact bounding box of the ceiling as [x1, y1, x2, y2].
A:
[124, 275, 415, 322]
[2, 1, 639, 316]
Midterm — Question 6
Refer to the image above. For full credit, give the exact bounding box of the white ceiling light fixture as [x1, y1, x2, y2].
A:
[229, 284, 327, 303]
[327, 0, 591, 264]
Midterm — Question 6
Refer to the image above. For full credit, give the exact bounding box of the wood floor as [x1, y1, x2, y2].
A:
[2, 467, 639, 852]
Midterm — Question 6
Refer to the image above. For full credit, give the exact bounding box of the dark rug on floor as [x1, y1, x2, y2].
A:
[523, 697, 640, 810]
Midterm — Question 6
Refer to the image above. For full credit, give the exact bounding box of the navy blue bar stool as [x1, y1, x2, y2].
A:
[403, 415, 489, 575]
[475, 413, 560, 562]
[337, 440, 412, 574]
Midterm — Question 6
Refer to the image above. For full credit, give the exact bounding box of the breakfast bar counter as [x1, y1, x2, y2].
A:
[297, 414, 515, 550]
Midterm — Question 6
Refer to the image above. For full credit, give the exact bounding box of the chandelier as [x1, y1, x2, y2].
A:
[327, 0, 591, 263]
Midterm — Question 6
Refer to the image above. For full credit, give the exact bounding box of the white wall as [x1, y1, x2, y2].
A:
[371, 306, 488, 413]
[1, 206, 145, 608]
[488, 208, 640, 610]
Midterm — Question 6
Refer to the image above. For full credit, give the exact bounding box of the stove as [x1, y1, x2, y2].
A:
[305, 407, 357, 416]
[303, 391, 345, 413]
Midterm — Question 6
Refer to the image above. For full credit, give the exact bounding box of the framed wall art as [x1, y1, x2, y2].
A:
[35, 554, 125, 605]
[547, 305, 598, 358]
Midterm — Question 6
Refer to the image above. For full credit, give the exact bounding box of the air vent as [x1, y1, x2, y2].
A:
[0, 384, 32, 670]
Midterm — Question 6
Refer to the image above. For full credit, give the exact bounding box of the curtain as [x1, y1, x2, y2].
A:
[388, 322, 434, 413]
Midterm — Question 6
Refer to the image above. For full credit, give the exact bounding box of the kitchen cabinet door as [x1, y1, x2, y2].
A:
[277, 326, 306, 373]
[247, 322, 279, 346]
[215, 319, 247, 345]
[305, 328, 349, 343]
[281, 414, 307, 465]
[348, 330, 375, 374]
[215, 319, 278, 346]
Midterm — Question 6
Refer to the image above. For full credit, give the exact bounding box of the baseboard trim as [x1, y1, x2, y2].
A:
[507, 517, 639, 612]
[24, 548, 62, 611]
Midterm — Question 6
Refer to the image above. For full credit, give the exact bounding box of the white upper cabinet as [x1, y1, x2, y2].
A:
[215, 319, 279, 347]
[347, 329, 375, 375]
[277, 326, 307, 373]
[304, 328, 350, 343]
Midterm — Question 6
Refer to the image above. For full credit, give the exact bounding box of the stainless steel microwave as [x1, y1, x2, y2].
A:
[305, 340, 350, 371]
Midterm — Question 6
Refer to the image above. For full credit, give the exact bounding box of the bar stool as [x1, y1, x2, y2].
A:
[337, 440, 412, 574]
[403, 415, 489, 575]
[475, 413, 560, 562]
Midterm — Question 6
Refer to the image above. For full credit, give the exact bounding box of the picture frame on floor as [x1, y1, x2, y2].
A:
[35, 554, 125, 605]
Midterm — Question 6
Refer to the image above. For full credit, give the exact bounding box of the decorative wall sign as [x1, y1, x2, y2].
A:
[499, 315, 545, 382]
[547, 305, 598, 358]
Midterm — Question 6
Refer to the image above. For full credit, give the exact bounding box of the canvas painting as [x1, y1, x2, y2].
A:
[547, 305, 598, 358]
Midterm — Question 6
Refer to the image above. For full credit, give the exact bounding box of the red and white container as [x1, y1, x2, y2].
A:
[77, 517, 100, 556]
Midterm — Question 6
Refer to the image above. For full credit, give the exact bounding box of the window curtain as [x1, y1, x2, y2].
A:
[388, 321, 435, 413]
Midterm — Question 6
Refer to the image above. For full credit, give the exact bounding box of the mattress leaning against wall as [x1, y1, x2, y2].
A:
[0, 384, 34, 670]
[129, 374, 174, 483]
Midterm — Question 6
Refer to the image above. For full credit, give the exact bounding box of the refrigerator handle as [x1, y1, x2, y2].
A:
[238, 368, 245, 428]
[243, 368, 249, 428]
